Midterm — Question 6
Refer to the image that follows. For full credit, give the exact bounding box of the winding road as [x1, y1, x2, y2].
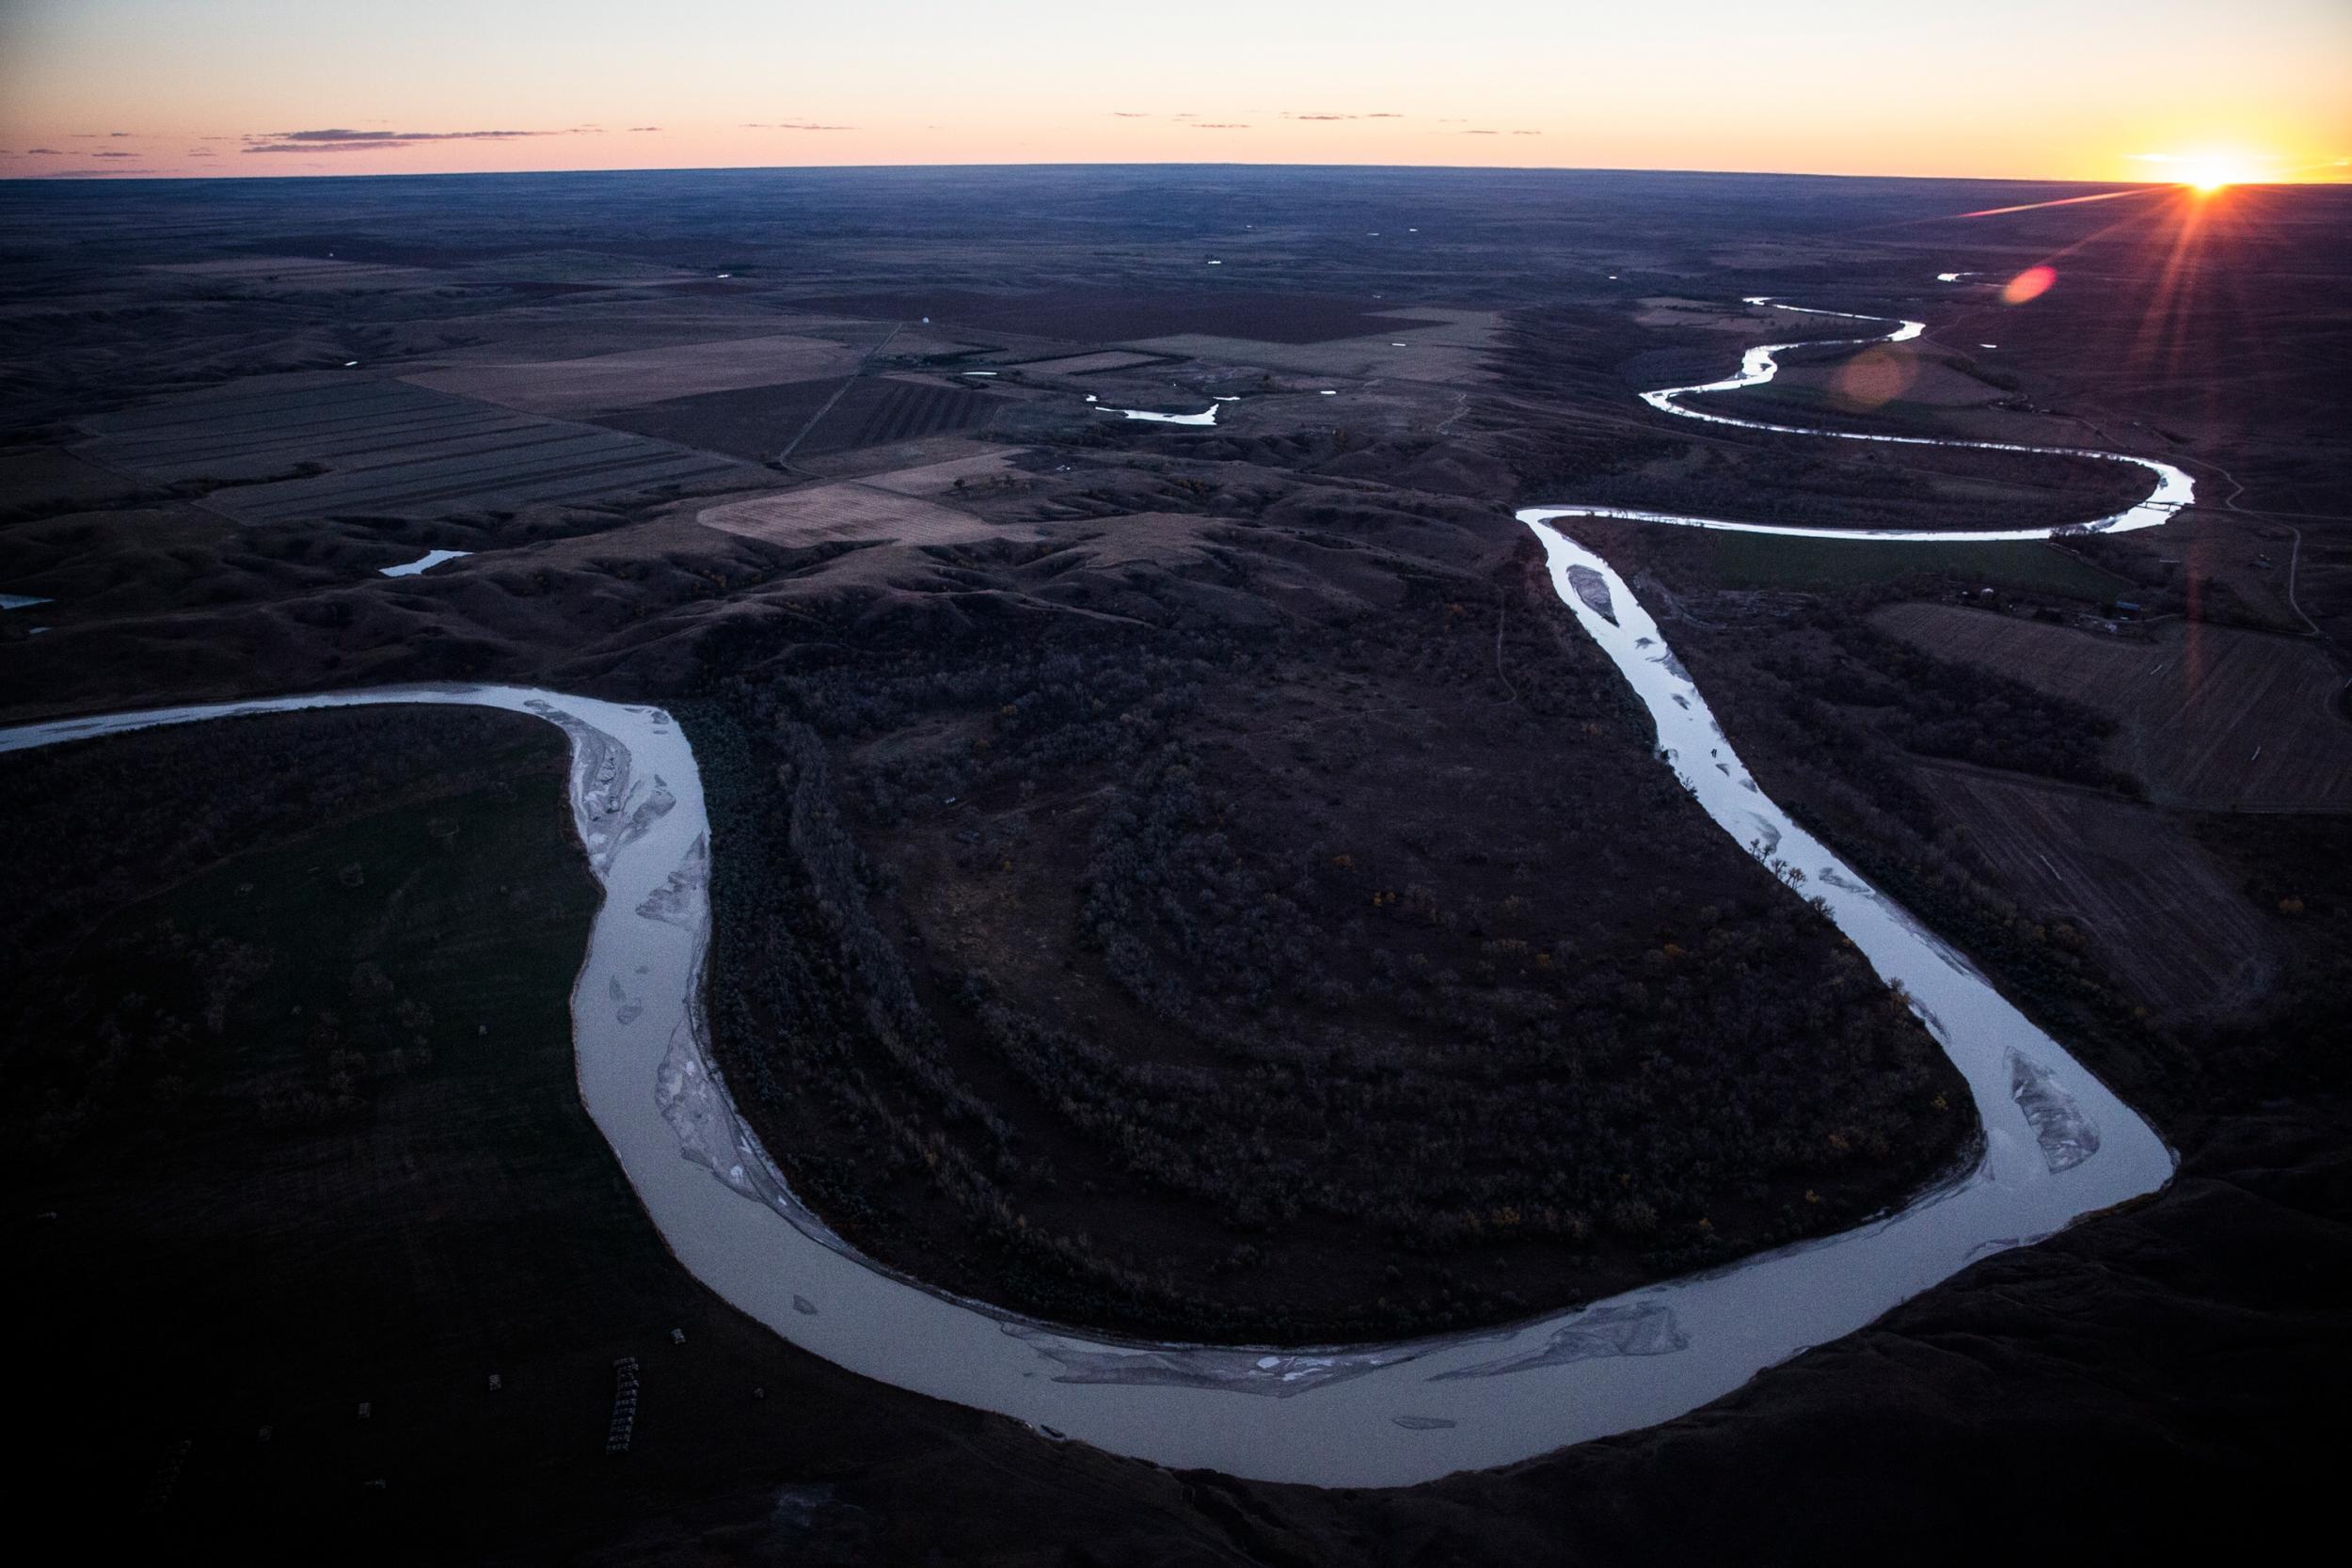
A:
[0, 292, 2188, 1487]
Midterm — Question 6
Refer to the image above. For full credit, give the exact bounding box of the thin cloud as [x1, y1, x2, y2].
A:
[1512, 130, 1542, 135]
[241, 127, 558, 153]
[1464, 129, 1500, 135]
[1280, 111, 1405, 121]
[1192, 123, 1250, 130]
[93, 150, 142, 158]
[627, 125, 662, 133]
[741, 121, 854, 131]
[26, 148, 63, 155]
[1109, 111, 1151, 118]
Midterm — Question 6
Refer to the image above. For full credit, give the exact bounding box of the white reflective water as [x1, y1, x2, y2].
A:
[1098, 403, 1220, 425]
[0, 292, 2185, 1488]
[1623, 298, 2194, 541]
[379, 549, 471, 578]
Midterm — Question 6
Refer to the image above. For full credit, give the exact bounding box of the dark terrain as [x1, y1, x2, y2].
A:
[2, 165, 2347, 1561]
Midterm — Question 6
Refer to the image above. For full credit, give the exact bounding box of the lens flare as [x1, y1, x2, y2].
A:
[1999, 265, 2056, 305]
[1831, 345, 1917, 410]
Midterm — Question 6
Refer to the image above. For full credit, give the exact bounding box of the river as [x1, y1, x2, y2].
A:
[0, 293, 2185, 1487]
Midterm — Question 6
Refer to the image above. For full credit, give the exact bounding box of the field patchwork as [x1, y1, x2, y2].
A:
[797, 375, 998, 455]
[150, 255, 446, 293]
[1914, 762, 2279, 1017]
[1003, 350, 1169, 376]
[858, 447, 1025, 496]
[1126, 308, 1501, 384]
[1876, 603, 2352, 809]
[1707, 532, 2132, 597]
[698, 480, 1019, 547]
[79, 372, 759, 522]
[404, 333, 864, 416]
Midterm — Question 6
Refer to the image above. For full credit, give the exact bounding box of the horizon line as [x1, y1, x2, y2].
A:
[7, 157, 2349, 189]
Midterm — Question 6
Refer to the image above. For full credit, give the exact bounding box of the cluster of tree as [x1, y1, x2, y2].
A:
[961, 906, 1951, 1253]
[0, 707, 564, 1167]
[2180, 813, 2352, 1108]
[0, 705, 538, 971]
[2065, 531, 2292, 632]
[1664, 590, 2352, 1144]
[1757, 607, 2137, 795]
[690, 569, 1975, 1340]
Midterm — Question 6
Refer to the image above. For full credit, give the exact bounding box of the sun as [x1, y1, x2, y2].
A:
[2172, 152, 2258, 194]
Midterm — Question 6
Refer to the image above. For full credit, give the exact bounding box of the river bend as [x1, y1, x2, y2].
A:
[0, 293, 2184, 1486]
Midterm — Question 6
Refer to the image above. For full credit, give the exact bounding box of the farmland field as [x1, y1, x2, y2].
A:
[151, 256, 448, 294]
[803, 287, 1435, 344]
[1131, 307, 1501, 383]
[405, 333, 864, 416]
[697, 481, 1009, 546]
[591, 376, 848, 460]
[1876, 602, 2352, 808]
[1705, 530, 2134, 596]
[1003, 349, 1171, 376]
[795, 375, 998, 454]
[77, 372, 758, 522]
[453, 248, 704, 286]
[1912, 761, 2279, 1017]
[858, 446, 1025, 495]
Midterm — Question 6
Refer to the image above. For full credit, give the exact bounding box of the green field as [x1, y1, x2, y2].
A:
[1708, 530, 2133, 599]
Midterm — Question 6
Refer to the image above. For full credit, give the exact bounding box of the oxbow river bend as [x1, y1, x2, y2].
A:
[0, 294, 2186, 1487]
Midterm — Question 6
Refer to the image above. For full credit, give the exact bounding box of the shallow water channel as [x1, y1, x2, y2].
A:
[0, 296, 2185, 1487]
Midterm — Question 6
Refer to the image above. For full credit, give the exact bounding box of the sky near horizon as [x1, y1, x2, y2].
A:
[2, 0, 2345, 184]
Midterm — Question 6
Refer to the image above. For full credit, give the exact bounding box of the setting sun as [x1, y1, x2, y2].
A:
[2153, 150, 2270, 193]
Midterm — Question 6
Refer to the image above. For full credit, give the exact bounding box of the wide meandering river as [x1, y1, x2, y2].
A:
[0, 294, 2187, 1486]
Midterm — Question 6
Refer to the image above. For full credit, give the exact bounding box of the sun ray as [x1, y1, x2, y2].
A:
[1955, 186, 2168, 219]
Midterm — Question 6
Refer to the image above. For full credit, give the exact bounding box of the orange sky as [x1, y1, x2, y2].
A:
[2, 1, 2346, 182]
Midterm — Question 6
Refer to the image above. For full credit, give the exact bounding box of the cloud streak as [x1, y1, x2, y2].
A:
[240, 127, 564, 153]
